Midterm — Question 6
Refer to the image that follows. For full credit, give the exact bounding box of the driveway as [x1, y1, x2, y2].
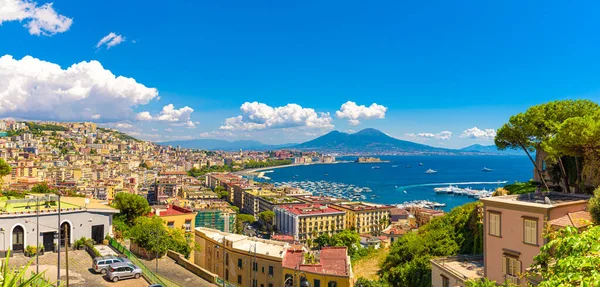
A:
[10, 250, 149, 287]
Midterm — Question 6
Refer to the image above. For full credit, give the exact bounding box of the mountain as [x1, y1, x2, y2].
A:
[158, 139, 295, 151]
[460, 144, 525, 155]
[293, 128, 452, 154]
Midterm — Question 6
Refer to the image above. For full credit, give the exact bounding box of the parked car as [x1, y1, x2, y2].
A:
[148, 285, 163, 287]
[92, 255, 131, 274]
[105, 262, 142, 282]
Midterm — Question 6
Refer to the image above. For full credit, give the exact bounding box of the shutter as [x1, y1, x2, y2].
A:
[501, 256, 506, 274]
[517, 260, 522, 275]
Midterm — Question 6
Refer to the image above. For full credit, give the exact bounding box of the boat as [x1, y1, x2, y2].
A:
[372, 166, 380, 169]
[392, 165, 399, 168]
[425, 169, 437, 174]
[406, 165, 411, 168]
[482, 167, 493, 172]
[419, 163, 424, 166]
[403, 190, 407, 194]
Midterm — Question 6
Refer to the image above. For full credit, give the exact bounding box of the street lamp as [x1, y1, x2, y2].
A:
[284, 271, 311, 287]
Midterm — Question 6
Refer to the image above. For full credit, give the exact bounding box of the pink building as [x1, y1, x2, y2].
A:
[480, 192, 589, 285]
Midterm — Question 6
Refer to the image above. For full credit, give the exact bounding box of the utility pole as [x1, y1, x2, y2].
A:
[57, 193, 61, 286]
[65, 224, 69, 287]
[36, 197, 39, 275]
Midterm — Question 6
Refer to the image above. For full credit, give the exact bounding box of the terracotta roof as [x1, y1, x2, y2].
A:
[282, 247, 350, 276]
[277, 204, 345, 216]
[549, 211, 593, 229]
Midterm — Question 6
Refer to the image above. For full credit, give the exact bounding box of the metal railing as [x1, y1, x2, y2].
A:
[108, 237, 181, 287]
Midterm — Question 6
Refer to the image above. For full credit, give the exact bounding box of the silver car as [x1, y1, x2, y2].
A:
[105, 262, 142, 282]
[92, 256, 131, 274]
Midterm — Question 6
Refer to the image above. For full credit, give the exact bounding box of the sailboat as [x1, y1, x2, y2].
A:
[419, 163, 424, 166]
[482, 167, 493, 172]
[425, 169, 437, 174]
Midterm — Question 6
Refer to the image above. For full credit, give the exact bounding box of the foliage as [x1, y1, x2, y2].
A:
[111, 192, 151, 225]
[25, 245, 37, 256]
[589, 187, 600, 224]
[258, 211, 275, 231]
[25, 122, 68, 132]
[0, 250, 54, 287]
[356, 278, 390, 287]
[139, 162, 150, 169]
[188, 166, 234, 177]
[502, 181, 538, 195]
[244, 159, 292, 169]
[217, 191, 229, 200]
[0, 159, 11, 191]
[379, 202, 482, 287]
[30, 183, 56, 194]
[235, 214, 255, 234]
[466, 278, 506, 287]
[112, 215, 131, 239]
[130, 216, 171, 256]
[304, 252, 318, 264]
[330, 230, 361, 257]
[529, 225, 600, 286]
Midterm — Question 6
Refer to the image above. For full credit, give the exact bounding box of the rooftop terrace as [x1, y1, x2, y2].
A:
[277, 204, 345, 216]
[196, 227, 288, 258]
[282, 247, 350, 276]
[333, 201, 393, 211]
[481, 192, 589, 208]
[431, 254, 484, 282]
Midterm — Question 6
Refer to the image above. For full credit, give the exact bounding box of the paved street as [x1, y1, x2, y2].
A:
[10, 250, 148, 287]
[140, 256, 218, 287]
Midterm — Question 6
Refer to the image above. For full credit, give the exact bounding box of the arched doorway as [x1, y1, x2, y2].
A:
[12, 226, 24, 252]
[60, 222, 71, 247]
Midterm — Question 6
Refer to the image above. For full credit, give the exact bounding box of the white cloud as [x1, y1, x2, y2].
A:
[406, 131, 452, 140]
[164, 128, 173, 132]
[136, 104, 195, 128]
[115, 123, 134, 130]
[0, 55, 158, 121]
[460, 127, 496, 139]
[96, 32, 125, 49]
[335, 101, 387, 125]
[199, 130, 237, 139]
[0, 0, 72, 36]
[220, 102, 333, 131]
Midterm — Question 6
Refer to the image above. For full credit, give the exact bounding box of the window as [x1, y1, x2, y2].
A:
[237, 275, 242, 284]
[253, 262, 258, 271]
[252, 279, 257, 287]
[268, 266, 274, 275]
[502, 256, 521, 277]
[184, 219, 192, 232]
[225, 253, 229, 265]
[238, 258, 243, 268]
[328, 281, 337, 287]
[262, 266, 265, 273]
[524, 218, 538, 245]
[269, 284, 273, 287]
[225, 269, 229, 281]
[167, 221, 175, 228]
[488, 212, 501, 237]
[441, 275, 449, 287]
[314, 279, 321, 287]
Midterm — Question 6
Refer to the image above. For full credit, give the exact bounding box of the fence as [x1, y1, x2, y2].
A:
[108, 237, 181, 287]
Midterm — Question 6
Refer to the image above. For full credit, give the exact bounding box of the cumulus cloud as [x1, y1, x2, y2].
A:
[0, 55, 158, 121]
[335, 101, 387, 125]
[136, 104, 195, 128]
[0, 0, 73, 35]
[220, 102, 333, 131]
[96, 32, 125, 49]
[460, 127, 496, 139]
[405, 131, 453, 140]
[198, 130, 237, 139]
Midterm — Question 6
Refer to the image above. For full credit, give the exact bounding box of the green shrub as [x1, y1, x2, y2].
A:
[589, 187, 600, 225]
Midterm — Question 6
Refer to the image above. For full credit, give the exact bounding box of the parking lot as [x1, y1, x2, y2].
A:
[11, 250, 149, 287]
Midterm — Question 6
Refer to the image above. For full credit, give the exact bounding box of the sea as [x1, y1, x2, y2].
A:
[255, 155, 532, 211]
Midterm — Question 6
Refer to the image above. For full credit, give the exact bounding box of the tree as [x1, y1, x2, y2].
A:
[139, 162, 149, 169]
[235, 214, 256, 234]
[0, 159, 11, 191]
[314, 233, 332, 249]
[30, 183, 55, 194]
[496, 99, 600, 192]
[112, 193, 151, 225]
[0, 250, 53, 287]
[588, 187, 600, 224]
[258, 211, 275, 232]
[465, 278, 503, 287]
[356, 278, 390, 287]
[330, 230, 361, 256]
[130, 216, 170, 257]
[529, 225, 600, 286]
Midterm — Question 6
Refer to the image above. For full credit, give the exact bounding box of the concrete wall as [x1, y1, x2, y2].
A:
[430, 263, 467, 287]
[0, 210, 113, 252]
[167, 250, 217, 283]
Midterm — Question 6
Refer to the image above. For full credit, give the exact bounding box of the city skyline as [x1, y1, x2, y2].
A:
[3, 1, 600, 148]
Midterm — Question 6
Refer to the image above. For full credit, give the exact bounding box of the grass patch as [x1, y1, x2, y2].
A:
[503, 181, 538, 195]
[352, 247, 389, 281]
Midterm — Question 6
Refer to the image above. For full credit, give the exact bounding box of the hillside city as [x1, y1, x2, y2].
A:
[1, 99, 600, 287]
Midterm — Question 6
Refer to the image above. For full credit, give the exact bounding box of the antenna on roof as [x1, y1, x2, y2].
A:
[544, 197, 552, 205]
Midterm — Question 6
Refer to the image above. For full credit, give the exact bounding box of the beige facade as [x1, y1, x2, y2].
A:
[195, 227, 287, 287]
[332, 202, 392, 234]
[431, 255, 484, 287]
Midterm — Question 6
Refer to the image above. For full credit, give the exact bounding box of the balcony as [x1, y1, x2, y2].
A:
[506, 275, 519, 285]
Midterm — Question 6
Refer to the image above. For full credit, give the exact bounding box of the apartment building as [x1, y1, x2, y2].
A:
[258, 196, 303, 215]
[195, 227, 288, 287]
[283, 247, 354, 287]
[195, 209, 236, 233]
[274, 204, 346, 243]
[331, 202, 393, 234]
[151, 204, 197, 261]
[242, 188, 280, 217]
[431, 192, 590, 287]
[480, 192, 589, 286]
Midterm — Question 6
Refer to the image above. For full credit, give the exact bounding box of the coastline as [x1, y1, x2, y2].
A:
[237, 160, 353, 175]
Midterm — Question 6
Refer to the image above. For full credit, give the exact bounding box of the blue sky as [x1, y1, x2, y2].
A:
[2, 0, 600, 148]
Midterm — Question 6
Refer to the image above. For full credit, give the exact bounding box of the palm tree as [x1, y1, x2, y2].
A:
[1, 250, 54, 287]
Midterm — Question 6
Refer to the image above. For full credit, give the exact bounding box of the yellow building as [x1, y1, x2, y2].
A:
[153, 205, 197, 261]
[282, 247, 354, 287]
[332, 202, 393, 234]
[195, 227, 287, 287]
[274, 204, 346, 243]
[195, 227, 354, 287]
[242, 188, 280, 217]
